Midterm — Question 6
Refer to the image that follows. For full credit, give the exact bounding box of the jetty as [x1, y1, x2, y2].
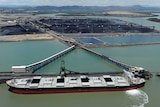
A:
[0, 44, 152, 84]
[0, 18, 153, 84]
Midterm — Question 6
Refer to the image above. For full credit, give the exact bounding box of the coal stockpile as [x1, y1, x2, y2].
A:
[0, 24, 42, 35]
[39, 18, 156, 33]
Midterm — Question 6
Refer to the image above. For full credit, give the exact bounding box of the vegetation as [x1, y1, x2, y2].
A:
[148, 18, 160, 23]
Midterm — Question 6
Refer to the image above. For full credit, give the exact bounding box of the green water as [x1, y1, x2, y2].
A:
[0, 40, 160, 107]
[0, 41, 68, 71]
[37, 48, 121, 74]
[1, 14, 160, 107]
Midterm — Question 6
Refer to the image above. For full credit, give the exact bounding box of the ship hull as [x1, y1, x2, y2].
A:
[8, 82, 145, 94]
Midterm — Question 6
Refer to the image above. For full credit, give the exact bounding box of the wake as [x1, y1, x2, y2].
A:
[125, 89, 148, 107]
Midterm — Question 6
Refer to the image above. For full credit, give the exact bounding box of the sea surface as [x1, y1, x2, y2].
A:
[1, 14, 160, 107]
[99, 35, 160, 45]
[0, 41, 160, 107]
[73, 35, 160, 45]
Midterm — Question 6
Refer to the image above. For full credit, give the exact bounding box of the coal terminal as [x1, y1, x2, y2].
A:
[0, 23, 42, 35]
[1, 18, 158, 36]
[37, 18, 158, 34]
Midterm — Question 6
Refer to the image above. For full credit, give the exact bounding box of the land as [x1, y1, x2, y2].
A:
[0, 14, 159, 43]
[1, 5, 159, 17]
[148, 18, 160, 23]
[106, 11, 153, 17]
[0, 34, 55, 42]
[0, 5, 160, 43]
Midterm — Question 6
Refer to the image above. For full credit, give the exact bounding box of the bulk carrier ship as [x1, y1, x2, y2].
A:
[6, 64, 145, 94]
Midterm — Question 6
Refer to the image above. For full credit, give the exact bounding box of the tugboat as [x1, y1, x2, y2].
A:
[156, 73, 160, 77]
[6, 61, 145, 94]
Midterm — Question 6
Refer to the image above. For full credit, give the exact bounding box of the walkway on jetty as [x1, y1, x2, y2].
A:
[1, 45, 151, 84]
[81, 47, 133, 70]
[12, 45, 75, 73]
[81, 46, 152, 79]
[11, 44, 133, 74]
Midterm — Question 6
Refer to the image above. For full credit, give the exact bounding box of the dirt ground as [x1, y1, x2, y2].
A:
[0, 34, 55, 42]
[106, 11, 151, 17]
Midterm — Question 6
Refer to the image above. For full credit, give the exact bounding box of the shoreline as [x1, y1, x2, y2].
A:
[79, 41, 160, 48]
[64, 32, 160, 37]
[1, 33, 160, 48]
[0, 34, 55, 42]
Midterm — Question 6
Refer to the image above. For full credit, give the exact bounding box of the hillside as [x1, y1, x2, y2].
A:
[1, 5, 160, 12]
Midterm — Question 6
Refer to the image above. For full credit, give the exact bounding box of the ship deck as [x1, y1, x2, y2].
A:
[7, 74, 132, 89]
